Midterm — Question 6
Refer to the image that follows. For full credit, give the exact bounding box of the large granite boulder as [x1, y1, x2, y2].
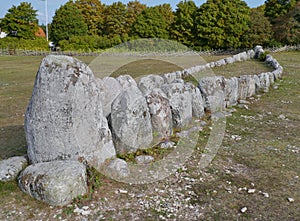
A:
[198, 76, 226, 112]
[225, 77, 239, 107]
[258, 72, 271, 93]
[116, 75, 138, 90]
[161, 82, 193, 129]
[18, 160, 87, 206]
[97, 77, 123, 117]
[185, 83, 205, 118]
[238, 75, 256, 100]
[146, 88, 173, 139]
[138, 75, 164, 95]
[0, 156, 28, 182]
[110, 85, 153, 154]
[25, 55, 115, 169]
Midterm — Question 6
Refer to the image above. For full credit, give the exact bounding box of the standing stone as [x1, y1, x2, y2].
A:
[198, 76, 226, 112]
[146, 88, 173, 139]
[110, 86, 153, 154]
[161, 82, 193, 129]
[185, 83, 205, 118]
[258, 72, 271, 93]
[0, 156, 28, 182]
[18, 160, 87, 206]
[254, 45, 265, 59]
[97, 77, 123, 117]
[253, 75, 262, 94]
[116, 75, 138, 91]
[225, 77, 239, 107]
[25, 55, 115, 170]
[238, 75, 256, 100]
[138, 74, 164, 95]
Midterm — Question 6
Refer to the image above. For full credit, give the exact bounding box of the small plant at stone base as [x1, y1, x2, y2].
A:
[259, 51, 269, 62]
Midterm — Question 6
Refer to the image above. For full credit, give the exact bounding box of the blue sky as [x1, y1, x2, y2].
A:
[0, 0, 265, 25]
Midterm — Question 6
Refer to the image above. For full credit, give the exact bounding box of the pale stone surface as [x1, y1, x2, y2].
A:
[18, 160, 87, 206]
[254, 45, 265, 59]
[135, 155, 154, 164]
[185, 83, 205, 118]
[225, 77, 239, 107]
[106, 158, 129, 178]
[198, 76, 226, 112]
[162, 72, 180, 84]
[116, 75, 138, 91]
[138, 75, 164, 95]
[146, 88, 173, 139]
[161, 82, 193, 129]
[215, 59, 226, 67]
[97, 77, 123, 117]
[0, 156, 28, 182]
[25, 55, 115, 169]
[237, 75, 256, 100]
[258, 73, 271, 93]
[110, 85, 153, 154]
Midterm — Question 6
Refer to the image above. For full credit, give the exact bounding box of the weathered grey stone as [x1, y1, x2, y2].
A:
[146, 88, 173, 139]
[111, 86, 153, 154]
[198, 76, 226, 112]
[185, 83, 205, 118]
[116, 75, 138, 91]
[25, 55, 116, 169]
[160, 141, 176, 149]
[240, 52, 248, 61]
[233, 54, 241, 62]
[273, 68, 283, 80]
[162, 72, 180, 84]
[0, 156, 28, 182]
[258, 72, 271, 93]
[267, 72, 275, 85]
[161, 82, 193, 129]
[254, 45, 265, 59]
[247, 49, 255, 59]
[225, 57, 235, 64]
[135, 155, 154, 164]
[18, 160, 87, 206]
[237, 75, 256, 100]
[138, 75, 164, 95]
[225, 77, 239, 107]
[253, 75, 262, 94]
[97, 77, 122, 117]
[215, 59, 226, 67]
[265, 55, 281, 69]
[209, 62, 216, 68]
[106, 158, 129, 178]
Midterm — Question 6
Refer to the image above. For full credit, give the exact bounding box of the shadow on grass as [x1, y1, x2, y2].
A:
[0, 125, 27, 160]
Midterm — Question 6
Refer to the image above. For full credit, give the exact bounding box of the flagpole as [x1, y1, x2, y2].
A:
[45, 0, 48, 41]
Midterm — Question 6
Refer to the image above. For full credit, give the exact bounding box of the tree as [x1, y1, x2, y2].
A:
[245, 8, 273, 47]
[126, 1, 146, 34]
[195, 0, 250, 49]
[50, 1, 88, 44]
[102, 2, 127, 38]
[272, 1, 300, 44]
[74, 0, 105, 36]
[264, 0, 298, 19]
[0, 2, 38, 39]
[171, 0, 197, 47]
[131, 4, 174, 39]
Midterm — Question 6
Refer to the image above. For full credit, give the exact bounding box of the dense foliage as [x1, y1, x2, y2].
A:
[0, 0, 299, 51]
[49, 2, 88, 44]
[0, 2, 38, 39]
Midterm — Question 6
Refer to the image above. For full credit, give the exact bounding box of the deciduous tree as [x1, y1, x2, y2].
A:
[171, 0, 197, 47]
[0, 2, 38, 39]
[195, 0, 250, 49]
[50, 2, 88, 44]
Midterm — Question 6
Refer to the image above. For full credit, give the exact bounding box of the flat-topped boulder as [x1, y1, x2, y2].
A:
[0, 156, 28, 182]
[25, 55, 115, 169]
[18, 160, 87, 206]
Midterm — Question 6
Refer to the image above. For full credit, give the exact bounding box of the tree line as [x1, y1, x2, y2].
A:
[0, 0, 299, 51]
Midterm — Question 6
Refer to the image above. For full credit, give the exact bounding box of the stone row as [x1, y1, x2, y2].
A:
[0, 46, 283, 206]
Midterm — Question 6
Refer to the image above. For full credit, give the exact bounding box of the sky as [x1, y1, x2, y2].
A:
[0, 0, 265, 25]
